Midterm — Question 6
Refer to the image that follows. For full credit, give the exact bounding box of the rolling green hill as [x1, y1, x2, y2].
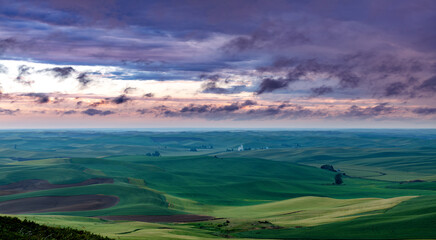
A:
[233, 196, 436, 239]
[0, 130, 434, 239]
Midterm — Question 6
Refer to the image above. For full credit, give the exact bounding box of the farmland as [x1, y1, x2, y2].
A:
[0, 130, 435, 239]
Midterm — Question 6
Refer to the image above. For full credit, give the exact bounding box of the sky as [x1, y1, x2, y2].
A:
[0, 0, 435, 128]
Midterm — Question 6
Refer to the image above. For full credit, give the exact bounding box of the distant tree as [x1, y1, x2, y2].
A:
[334, 173, 343, 185]
[152, 151, 161, 157]
[145, 153, 152, 156]
[321, 164, 336, 172]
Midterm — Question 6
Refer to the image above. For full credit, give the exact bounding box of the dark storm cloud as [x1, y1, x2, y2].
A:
[146, 101, 324, 120]
[123, 87, 136, 94]
[384, 82, 408, 97]
[112, 94, 130, 104]
[199, 74, 221, 82]
[222, 22, 310, 53]
[412, 107, 436, 115]
[256, 59, 362, 94]
[82, 108, 115, 116]
[199, 74, 247, 94]
[160, 101, 258, 119]
[243, 105, 325, 120]
[21, 93, 50, 103]
[254, 50, 434, 97]
[336, 71, 360, 89]
[257, 78, 289, 94]
[180, 104, 211, 114]
[416, 76, 436, 93]
[202, 83, 247, 94]
[343, 103, 395, 118]
[0, 108, 19, 115]
[0, 0, 435, 116]
[0, 38, 17, 55]
[76, 72, 92, 87]
[241, 100, 257, 106]
[1, 1, 435, 60]
[180, 102, 242, 114]
[47, 67, 75, 79]
[136, 109, 149, 114]
[15, 65, 33, 85]
[57, 110, 77, 115]
[256, 57, 297, 73]
[89, 99, 108, 107]
[310, 86, 333, 96]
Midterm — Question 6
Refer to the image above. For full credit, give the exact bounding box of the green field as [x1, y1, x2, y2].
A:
[0, 130, 435, 239]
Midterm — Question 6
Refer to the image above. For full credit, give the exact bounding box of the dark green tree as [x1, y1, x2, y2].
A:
[152, 151, 161, 157]
[321, 164, 336, 172]
[335, 173, 343, 185]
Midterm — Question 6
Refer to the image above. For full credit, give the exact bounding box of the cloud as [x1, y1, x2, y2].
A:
[15, 65, 33, 85]
[255, 58, 360, 94]
[202, 84, 247, 94]
[112, 94, 130, 104]
[179, 102, 241, 114]
[343, 103, 395, 118]
[82, 108, 115, 116]
[384, 82, 408, 96]
[61, 110, 77, 115]
[180, 104, 211, 114]
[336, 71, 360, 89]
[89, 99, 109, 107]
[254, 50, 433, 97]
[47, 67, 76, 79]
[160, 102, 251, 120]
[0, 108, 19, 115]
[0, 0, 435, 126]
[222, 22, 310, 52]
[123, 87, 136, 94]
[311, 86, 333, 96]
[200, 74, 248, 94]
[145, 101, 324, 121]
[256, 78, 289, 94]
[0, 38, 17, 55]
[21, 93, 50, 104]
[136, 109, 149, 114]
[0, 64, 8, 74]
[412, 107, 436, 115]
[76, 72, 93, 87]
[241, 100, 257, 106]
[416, 76, 436, 93]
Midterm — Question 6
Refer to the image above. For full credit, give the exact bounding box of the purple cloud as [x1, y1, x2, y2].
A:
[21, 93, 50, 104]
[82, 108, 115, 116]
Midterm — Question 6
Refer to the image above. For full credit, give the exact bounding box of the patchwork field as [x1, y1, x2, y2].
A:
[0, 130, 435, 239]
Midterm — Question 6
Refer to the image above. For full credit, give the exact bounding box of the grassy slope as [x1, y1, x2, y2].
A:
[14, 215, 226, 240]
[1, 130, 435, 158]
[209, 196, 415, 227]
[234, 195, 436, 239]
[9, 195, 432, 240]
[0, 129, 434, 239]
[217, 147, 436, 181]
[0, 183, 179, 217]
[1, 155, 434, 217]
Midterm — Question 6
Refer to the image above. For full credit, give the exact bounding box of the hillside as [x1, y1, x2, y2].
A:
[0, 215, 111, 240]
[0, 130, 434, 239]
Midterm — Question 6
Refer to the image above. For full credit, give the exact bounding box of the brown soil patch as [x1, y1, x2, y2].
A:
[99, 214, 216, 223]
[0, 178, 113, 196]
[0, 195, 119, 214]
